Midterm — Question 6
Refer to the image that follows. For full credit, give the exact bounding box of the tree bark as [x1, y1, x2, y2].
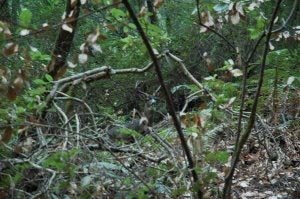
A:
[47, 0, 81, 80]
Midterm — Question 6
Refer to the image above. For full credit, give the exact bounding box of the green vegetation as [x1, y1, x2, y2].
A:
[0, 0, 299, 198]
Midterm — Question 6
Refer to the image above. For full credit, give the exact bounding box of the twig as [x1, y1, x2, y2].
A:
[234, 53, 246, 150]
[272, 0, 298, 33]
[166, 51, 216, 103]
[148, 127, 175, 155]
[53, 102, 70, 150]
[75, 114, 80, 148]
[195, 0, 236, 52]
[36, 127, 47, 147]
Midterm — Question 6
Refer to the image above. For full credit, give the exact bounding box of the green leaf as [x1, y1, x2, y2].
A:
[128, 23, 136, 29]
[123, 26, 129, 33]
[16, 106, 26, 114]
[29, 87, 46, 95]
[42, 149, 79, 171]
[124, 177, 131, 186]
[45, 74, 53, 82]
[205, 151, 229, 163]
[171, 84, 199, 93]
[248, 28, 260, 39]
[202, 171, 218, 185]
[213, 4, 228, 12]
[30, 51, 51, 61]
[217, 59, 234, 71]
[19, 9, 32, 27]
[33, 79, 47, 85]
[118, 128, 141, 137]
[110, 8, 126, 18]
[172, 187, 188, 196]
[256, 17, 265, 30]
[215, 94, 228, 106]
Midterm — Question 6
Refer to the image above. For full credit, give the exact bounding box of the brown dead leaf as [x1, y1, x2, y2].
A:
[7, 85, 17, 101]
[206, 58, 214, 72]
[13, 75, 24, 92]
[83, 8, 91, 15]
[55, 65, 68, 80]
[0, 190, 7, 199]
[113, 0, 119, 8]
[99, 34, 107, 41]
[199, 103, 206, 110]
[14, 145, 22, 155]
[70, 0, 78, 8]
[1, 126, 13, 143]
[194, 114, 201, 127]
[180, 113, 188, 129]
[200, 11, 214, 33]
[0, 66, 7, 76]
[224, 70, 232, 79]
[3, 43, 19, 56]
[23, 49, 32, 66]
[139, 6, 146, 17]
[154, 0, 163, 9]
[106, 25, 116, 31]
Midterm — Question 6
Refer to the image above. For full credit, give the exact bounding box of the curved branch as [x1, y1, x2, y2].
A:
[195, 0, 236, 52]
[55, 91, 97, 132]
[166, 51, 216, 103]
[53, 102, 71, 150]
[272, 0, 298, 33]
[41, 54, 164, 120]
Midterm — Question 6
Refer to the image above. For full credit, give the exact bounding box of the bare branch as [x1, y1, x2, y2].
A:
[53, 102, 70, 150]
[55, 91, 97, 132]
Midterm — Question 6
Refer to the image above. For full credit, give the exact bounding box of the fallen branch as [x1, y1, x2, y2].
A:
[166, 51, 216, 103]
[55, 91, 97, 132]
[44, 54, 165, 115]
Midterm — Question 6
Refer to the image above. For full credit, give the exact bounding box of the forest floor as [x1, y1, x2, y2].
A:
[1, 114, 299, 199]
[213, 128, 300, 199]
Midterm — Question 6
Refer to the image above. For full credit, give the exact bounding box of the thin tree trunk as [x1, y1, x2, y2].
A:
[0, 0, 10, 22]
[47, 0, 81, 80]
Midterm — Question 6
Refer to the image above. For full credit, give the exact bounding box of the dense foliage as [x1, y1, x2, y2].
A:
[0, 0, 299, 198]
